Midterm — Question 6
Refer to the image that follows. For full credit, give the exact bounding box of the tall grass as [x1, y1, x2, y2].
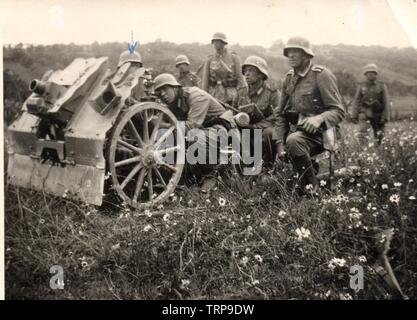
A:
[4, 121, 417, 299]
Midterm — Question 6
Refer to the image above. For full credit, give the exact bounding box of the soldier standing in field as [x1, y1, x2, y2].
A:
[233, 56, 280, 164]
[175, 54, 200, 87]
[350, 63, 390, 145]
[274, 37, 345, 194]
[202, 32, 246, 105]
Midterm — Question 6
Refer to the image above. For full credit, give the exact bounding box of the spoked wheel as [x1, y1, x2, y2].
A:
[108, 102, 185, 209]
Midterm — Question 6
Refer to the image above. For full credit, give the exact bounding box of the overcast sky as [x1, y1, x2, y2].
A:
[1, 0, 417, 48]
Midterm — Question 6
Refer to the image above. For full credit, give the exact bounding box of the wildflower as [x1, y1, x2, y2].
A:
[143, 225, 152, 232]
[218, 197, 226, 206]
[381, 184, 388, 190]
[206, 199, 211, 204]
[144, 209, 152, 217]
[254, 254, 263, 263]
[349, 178, 355, 183]
[328, 257, 347, 271]
[409, 196, 416, 200]
[260, 220, 267, 227]
[409, 179, 414, 183]
[62, 189, 69, 198]
[39, 218, 45, 224]
[232, 251, 239, 258]
[81, 261, 89, 268]
[241, 256, 249, 265]
[320, 180, 327, 187]
[295, 227, 311, 241]
[305, 184, 313, 191]
[394, 182, 402, 187]
[339, 293, 353, 300]
[358, 255, 367, 263]
[252, 279, 260, 285]
[111, 243, 120, 251]
[180, 279, 190, 289]
[278, 210, 287, 218]
[163, 213, 170, 222]
[389, 194, 400, 205]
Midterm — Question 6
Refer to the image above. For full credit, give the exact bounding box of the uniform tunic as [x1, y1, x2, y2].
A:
[177, 71, 200, 88]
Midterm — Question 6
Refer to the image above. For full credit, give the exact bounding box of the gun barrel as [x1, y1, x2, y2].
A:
[29, 79, 47, 95]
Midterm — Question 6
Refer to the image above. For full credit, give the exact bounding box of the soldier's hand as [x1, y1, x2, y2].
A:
[275, 142, 287, 162]
[302, 115, 324, 134]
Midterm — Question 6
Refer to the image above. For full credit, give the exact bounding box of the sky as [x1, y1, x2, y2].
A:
[1, 0, 417, 48]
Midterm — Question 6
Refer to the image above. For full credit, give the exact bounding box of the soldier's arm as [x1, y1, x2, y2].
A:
[316, 69, 346, 129]
[201, 59, 211, 92]
[273, 84, 289, 144]
[185, 93, 210, 131]
[381, 83, 390, 122]
[350, 85, 361, 120]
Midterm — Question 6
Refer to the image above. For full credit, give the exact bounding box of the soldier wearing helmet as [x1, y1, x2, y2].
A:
[201, 32, 246, 105]
[274, 37, 345, 194]
[232, 56, 280, 163]
[175, 54, 200, 88]
[153, 73, 236, 190]
[350, 63, 390, 145]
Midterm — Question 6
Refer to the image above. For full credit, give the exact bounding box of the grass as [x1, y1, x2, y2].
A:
[4, 120, 417, 300]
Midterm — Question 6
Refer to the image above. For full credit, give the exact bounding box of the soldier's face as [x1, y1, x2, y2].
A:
[177, 63, 189, 73]
[243, 66, 263, 84]
[213, 40, 226, 51]
[365, 72, 377, 81]
[156, 85, 177, 104]
[287, 48, 309, 68]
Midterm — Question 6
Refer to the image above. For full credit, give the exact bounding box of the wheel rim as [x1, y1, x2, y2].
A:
[108, 102, 185, 209]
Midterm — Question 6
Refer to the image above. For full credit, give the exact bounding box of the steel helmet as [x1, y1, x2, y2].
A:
[153, 73, 181, 91]
[242, 56, 269, 79]
[118, 50, 142, 68]
[283, 37, 314, 57]
[211, 32, 228, 44]
[364, 63, 378, 75]
[175, 54, 190, 66]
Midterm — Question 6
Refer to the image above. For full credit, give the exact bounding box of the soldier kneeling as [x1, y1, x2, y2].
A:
[153, 73, 237, 191]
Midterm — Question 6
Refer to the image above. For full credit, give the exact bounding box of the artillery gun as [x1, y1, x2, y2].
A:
[7, 56, 185, 208]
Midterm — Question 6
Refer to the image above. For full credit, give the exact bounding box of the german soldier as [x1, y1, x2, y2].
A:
[233, 56, 280, 163]
[274, 37, 345, 194]
[175, 54, 200, 87]
[202, 32, 246, 105]
[350, 63, 390, 145]
[153, 73, 236, 191]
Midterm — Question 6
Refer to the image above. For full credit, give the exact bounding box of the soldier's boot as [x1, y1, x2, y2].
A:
[293, 155, 319, 196]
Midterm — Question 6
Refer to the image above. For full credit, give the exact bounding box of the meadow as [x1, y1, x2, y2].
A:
[4, 120, 417, 300]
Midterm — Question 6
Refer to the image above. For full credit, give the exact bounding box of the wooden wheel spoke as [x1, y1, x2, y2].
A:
[127, 120, 144, 147]
[114, 156, 141, 168]
[147, 170, 154, 200]
[157, 145, 181, 156]
[150, 112, 164, 143]
[133, 167, 147, 203]
[159, 161, 177, 172]
[142, 110, 150, 143]
[154, 126, 175, 150]
[120, 163, 143, 190]
[117, 139, 141, 154]
[153, 167, 167, 186]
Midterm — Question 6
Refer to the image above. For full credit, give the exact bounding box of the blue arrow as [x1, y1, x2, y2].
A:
[128, 31, 138, 54]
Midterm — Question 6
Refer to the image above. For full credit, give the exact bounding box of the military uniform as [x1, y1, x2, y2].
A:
[351, 80, 390, 144]
[275, 62, 345, 189]
[201, 49, 246, 105]
[233, 82, 280, 162]
[176, 71, 200, 88]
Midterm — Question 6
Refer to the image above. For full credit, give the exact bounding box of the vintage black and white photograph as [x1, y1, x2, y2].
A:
[1, 0, 417, 302]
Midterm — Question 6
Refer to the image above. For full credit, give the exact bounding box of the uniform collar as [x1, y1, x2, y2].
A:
[248, 81, 265, 97]
[294, 60, 312, 77]
[215, 48, 228, 58]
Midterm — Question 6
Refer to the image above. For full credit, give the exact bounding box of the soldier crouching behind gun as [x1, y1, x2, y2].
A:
[350, 63, 391, 146]
[274, 37, 345, 195]
[153, 73, 236, 192]
[202, 32, 246, 105]
[233, 56, 280, 165]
